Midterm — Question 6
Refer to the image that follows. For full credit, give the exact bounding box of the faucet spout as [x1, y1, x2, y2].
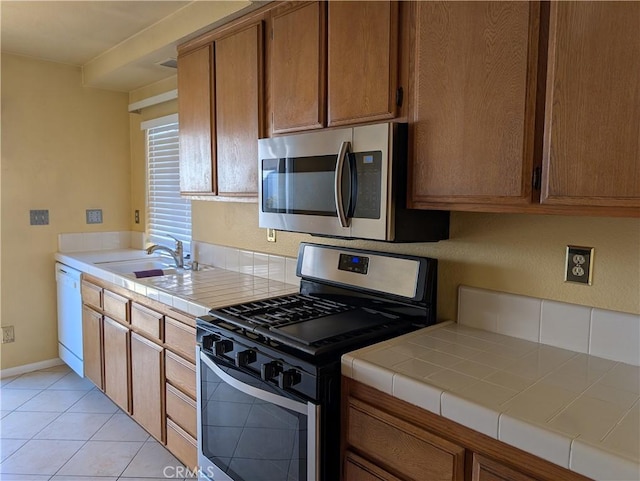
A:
[146, 240, 184, 268]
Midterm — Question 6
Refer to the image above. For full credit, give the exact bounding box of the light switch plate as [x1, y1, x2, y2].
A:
[565, 246, 594, 285]
[86, 209, 103, 224]
[30, 209, 49, 225]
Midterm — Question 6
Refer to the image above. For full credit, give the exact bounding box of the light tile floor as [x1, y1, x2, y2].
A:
[0, 364, 195, 480]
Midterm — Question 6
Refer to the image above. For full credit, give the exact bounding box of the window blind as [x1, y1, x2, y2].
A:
[147, 121, 192, 252]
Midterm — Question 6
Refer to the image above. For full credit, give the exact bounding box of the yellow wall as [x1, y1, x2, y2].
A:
[129, 76, 178, 232]
[193, 202, 640, 321]
[0, 54, 131, 369]
[3, 55, 639, 370]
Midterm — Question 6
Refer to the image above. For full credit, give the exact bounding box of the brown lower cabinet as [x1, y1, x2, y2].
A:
[81, 305, 103, 389]
[81, 277, 197, 470]
[131, 332, 164, 442]
[342, 377, 591, 481]
[103, 317, 130, 413]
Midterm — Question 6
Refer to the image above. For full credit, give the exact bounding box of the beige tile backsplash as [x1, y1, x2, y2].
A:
[458, 286, 640, 366]
[192, 240, 299, 287]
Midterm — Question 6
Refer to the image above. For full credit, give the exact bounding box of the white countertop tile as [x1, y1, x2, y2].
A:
[392, 374, 442, 415]
[570, 438, 640, 481]
[55, 249, 298, 314]
[500, 414, 573, 468]
[442, 392, 500, 438]
[601, 402, 640, 462]
[342, 322, 640, 481]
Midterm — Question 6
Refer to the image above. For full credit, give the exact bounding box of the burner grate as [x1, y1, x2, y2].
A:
[218, 294, 355, 328]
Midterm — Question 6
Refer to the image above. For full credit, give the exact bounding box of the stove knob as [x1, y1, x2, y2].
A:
[261, 361, 283, 381]
[214, 339, 233, 356]
[202, 334, 220, 351]
[278, 369, 302, 390]
[236, 349, 257, 368]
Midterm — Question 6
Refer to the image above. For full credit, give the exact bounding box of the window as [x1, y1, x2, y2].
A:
[145, 115, 191, 252]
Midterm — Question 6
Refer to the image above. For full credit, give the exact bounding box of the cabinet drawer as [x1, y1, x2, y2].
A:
[165, 316, 196, 363]
[81, 280, 102, 309]
[344, 451, 404, 481]
[131, 303, 163, 341]
[103, 290, 129, 324]
[167, 418, 197, 470]
[347, 397, 465, 481]
[165, 350, 196, 400]
[166, 383, 197, 438]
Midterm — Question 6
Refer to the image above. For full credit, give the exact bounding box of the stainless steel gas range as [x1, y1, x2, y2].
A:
[195, 243, 439, 481]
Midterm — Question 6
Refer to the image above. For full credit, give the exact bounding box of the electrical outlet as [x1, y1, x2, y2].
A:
[2, 326, 15, 343]
[86, 209, 103, 224]
[135, 210, 140, 224]
[565, 246, 594, 285]
[267, 228, 277, 243]
[30, 209, 49, 225]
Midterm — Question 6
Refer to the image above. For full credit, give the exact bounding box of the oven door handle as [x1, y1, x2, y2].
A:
[200, 351, 310, 415]
[334, 141, 351, 228]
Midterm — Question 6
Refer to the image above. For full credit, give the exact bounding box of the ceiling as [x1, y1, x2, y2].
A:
[0, 0, 254, 91]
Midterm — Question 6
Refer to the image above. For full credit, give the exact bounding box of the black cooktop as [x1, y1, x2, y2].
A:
[199, 243, 438, 357]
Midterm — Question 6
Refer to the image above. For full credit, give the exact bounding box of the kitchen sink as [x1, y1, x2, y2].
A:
[96, 258, 177, 277]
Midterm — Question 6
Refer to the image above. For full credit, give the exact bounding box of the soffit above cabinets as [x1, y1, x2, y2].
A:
[0, 0, 256, 92]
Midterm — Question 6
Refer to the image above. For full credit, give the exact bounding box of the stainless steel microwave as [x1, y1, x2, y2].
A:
[258, 122, 449, 242]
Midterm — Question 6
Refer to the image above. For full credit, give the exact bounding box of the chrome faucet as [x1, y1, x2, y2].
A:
[146, 237, 184, 268]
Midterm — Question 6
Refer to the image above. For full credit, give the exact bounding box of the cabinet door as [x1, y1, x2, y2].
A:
[270, 2, 325, 133]
[541, 2, 640, 210]
[409, 2, 539, 208]
[178, 44, 216, 195]
[328, 1, 398, 126]
[82, 305, 103, 389]
[472, 453, 537, 481]
[103, 317, 130, 413]
[131, 332, 164, 442]
[215, 22, 263, 198]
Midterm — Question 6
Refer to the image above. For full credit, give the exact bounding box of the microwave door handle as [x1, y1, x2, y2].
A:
[335, 141, 351, 228]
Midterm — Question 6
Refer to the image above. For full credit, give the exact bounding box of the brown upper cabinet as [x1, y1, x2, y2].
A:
[270, 2, 326, 133]
[215, 22, 263, 198]
[177, 18, 263, 199]
[541, 2, 640, 211]
[327, 1, 399, 127]
[408, 1, 540, 209]
[178, 45, 215, 195]
[177, 1, 639, 217]
[408, 1, 639, 216]
[268, 1, 399, 134]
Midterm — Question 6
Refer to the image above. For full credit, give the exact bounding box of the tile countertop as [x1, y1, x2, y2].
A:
[342, 321, 640, 481]
[55, 249, 298, 317]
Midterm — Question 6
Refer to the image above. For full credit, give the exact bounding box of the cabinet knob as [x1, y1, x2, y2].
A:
[236, 349, 257, 368]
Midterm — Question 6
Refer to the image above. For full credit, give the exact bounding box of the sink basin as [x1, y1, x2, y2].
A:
[96, 258, 177, 277]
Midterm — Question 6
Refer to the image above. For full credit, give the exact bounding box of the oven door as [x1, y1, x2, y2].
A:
[196, 346, 320, 481]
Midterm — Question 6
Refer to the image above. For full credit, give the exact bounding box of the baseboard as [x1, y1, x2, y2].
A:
[0, 358, 65, 379]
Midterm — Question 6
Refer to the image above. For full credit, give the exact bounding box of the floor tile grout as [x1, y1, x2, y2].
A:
[1, 366, 188, 480]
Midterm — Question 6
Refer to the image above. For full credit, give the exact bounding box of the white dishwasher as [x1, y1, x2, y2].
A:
[56, 262, 83, 376]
